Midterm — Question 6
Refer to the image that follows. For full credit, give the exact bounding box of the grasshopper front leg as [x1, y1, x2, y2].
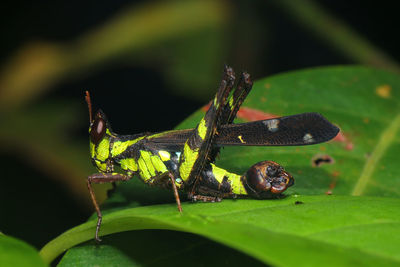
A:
[87, 173, 131, 242]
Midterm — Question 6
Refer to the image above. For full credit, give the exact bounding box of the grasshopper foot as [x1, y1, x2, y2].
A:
[190, 194, 222, 203]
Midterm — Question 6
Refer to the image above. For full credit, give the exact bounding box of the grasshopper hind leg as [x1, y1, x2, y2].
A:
[178, 66, 253, 197]
[178, 66, 236, 193]
[87, 173, 131, 242]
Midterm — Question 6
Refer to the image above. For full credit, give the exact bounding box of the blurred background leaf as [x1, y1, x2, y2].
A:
[0, 0, 399, 262]
[0, 234, 47, 267]
[0, 0, 230, 110]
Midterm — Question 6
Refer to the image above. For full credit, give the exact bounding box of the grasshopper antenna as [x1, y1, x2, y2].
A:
[85, 91, 93, 123]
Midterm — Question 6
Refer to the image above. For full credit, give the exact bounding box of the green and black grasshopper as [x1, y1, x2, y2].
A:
[86, 66, 339, 241]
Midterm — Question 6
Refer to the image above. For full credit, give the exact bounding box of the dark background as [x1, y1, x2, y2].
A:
[0, 0, 398, 250]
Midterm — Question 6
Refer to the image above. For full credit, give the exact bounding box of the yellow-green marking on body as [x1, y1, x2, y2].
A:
[158, 150, 170, 161]
[147, 130, 181, 139]
[211, 163, 226, 184]
[179, 143, 199, 181]
[96, 138, 110, 161]
[228, 96, 234, 108]
[90, 142, 95, 159]
[120, 158, 138, 172]
[198, 118, 207, 140]
[112, 137, 144, 157]
[94, 160, 107, 172]
[138, 150, 156, 180]
[228, 172, 245, 195]
[151, 155, 168, 173]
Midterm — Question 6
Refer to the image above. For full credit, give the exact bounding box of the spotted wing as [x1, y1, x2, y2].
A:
[215, 112, 339, 146]
[147, 112, 339, 149]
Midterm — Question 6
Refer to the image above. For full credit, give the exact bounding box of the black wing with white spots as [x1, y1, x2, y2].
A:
[214, 112, 339, 146]
[148, 112, 339, 149]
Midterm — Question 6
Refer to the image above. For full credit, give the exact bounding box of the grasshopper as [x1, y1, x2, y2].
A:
[86, 66, 339, 241]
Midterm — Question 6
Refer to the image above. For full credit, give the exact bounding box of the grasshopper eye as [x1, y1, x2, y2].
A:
[90, 117, 106, 145]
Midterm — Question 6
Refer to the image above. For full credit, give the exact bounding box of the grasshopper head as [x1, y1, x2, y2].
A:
[89, 109, 115, 172]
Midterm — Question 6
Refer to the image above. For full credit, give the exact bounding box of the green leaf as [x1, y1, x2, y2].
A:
[58, 230, 265, 267]
[41, 66, 400, 266]
[42, 196, 400, 266]
[0, 234, 47, 267]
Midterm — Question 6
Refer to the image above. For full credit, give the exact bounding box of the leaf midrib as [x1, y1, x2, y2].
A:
[352, 114, 400, 196]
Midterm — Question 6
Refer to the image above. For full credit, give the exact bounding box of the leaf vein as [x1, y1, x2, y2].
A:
[352, 114, 400, 196]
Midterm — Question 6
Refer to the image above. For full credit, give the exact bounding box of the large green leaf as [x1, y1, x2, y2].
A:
[57, 230, 266, 266]
[0, 234, 47, 267]
[42, 196, 400, 266]
[41, 66, 400, 266]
